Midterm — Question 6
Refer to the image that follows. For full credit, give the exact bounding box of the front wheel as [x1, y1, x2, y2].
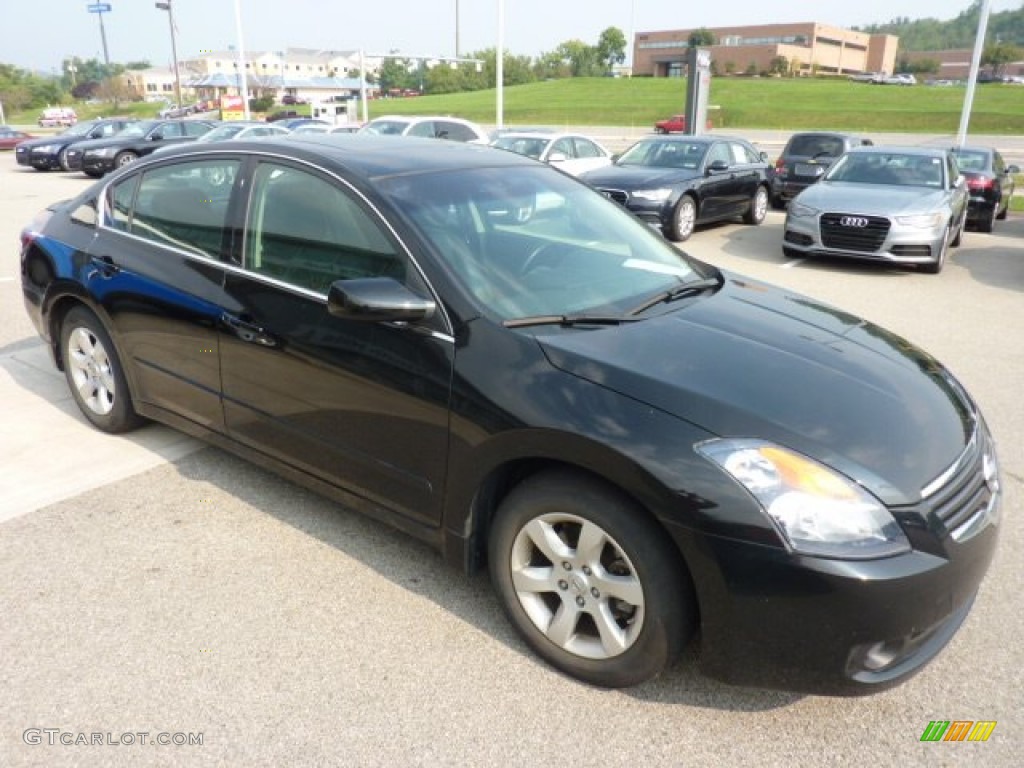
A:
[58, 148, 72, 171]
[666, 195, 697, 242]
[921, 226, 949, 274]
[60, 306, 144, 433]
[743, 185, 768, 225]
[115, 151, 138, 169]
[488, 470, 694, 688]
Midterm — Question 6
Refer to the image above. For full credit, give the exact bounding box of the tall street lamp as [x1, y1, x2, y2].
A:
[155, 1, 182, 109]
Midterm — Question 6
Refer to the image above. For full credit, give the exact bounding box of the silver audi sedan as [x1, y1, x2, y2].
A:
[782, 146, 968, 274]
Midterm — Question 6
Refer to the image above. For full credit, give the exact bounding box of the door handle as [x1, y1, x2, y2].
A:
[89, 255, 120, 277]
[220, 312, 278, 347]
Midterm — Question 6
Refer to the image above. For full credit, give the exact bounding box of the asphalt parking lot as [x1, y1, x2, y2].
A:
[0, 149, 1021, 767]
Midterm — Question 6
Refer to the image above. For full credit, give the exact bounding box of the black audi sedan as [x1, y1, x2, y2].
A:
[19, 136, 1000, 695]
[579, 135, 772, 241]
[65, 119, 216, 177]
[14, 117, 138, 171]
[950, 145, 1019, 232]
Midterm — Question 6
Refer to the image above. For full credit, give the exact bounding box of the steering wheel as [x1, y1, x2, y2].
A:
[520, 241, 568, 277]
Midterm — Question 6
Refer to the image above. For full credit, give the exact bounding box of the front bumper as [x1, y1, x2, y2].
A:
[27, 148, 62, 170]
[15, 145, 32, 166]
[671, 427, 1000, 695]
[79, 152, 117, 176]
[783, 210, 948, 266]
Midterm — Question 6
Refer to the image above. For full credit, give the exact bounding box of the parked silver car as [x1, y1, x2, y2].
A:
[783, 146, 968, 274]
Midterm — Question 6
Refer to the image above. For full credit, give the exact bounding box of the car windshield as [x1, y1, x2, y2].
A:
[617, 140, 707, 170]
[378, 166, 703, 321]
[360, 120, 411, 136]
[951, 149, 988, 172]
[825, 153, 944, 188]
[198, 125, 247, 142]
[117, 122, 154, 138]
[492, 136, 550, 160]
[62, 122, 96, 137]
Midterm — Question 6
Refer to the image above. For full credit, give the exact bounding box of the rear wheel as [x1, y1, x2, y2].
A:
[666, 195, 697, 242]
[996, 196, 1009, 220]
[743, 185, 768, 225]
[60, 307, 144, 433]
[488, 470, 694, 688]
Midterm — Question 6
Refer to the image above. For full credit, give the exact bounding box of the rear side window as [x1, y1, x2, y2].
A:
[106, 159, 240, 258]
[437, 121, 477, 142]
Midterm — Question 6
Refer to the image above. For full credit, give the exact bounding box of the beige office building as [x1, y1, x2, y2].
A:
[634, 23, 898, 78]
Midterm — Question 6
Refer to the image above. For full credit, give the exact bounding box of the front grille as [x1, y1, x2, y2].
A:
[820, 213, 890, 252]
[599, 188, 628, 206]
[925, 428, 996, 538]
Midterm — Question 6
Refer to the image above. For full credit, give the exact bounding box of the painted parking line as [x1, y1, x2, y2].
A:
[0, 277, 15, 283]
[781, 259, 806, 269]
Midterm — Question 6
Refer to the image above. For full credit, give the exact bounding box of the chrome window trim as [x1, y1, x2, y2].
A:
[93, 147, 455, 339]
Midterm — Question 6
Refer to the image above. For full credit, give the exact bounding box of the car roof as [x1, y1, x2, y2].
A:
[146, 134, 542, 181]
[846, 145, 948, 157]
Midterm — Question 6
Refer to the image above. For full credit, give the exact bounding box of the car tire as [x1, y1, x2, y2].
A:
[666, 195, 697, 242]
[996, 196, 1009, 220]
[951, 214, 964, 247]
[58, 148, 72, 171]
[115, 151, 139, 169]
[83, 170, 103, 179]
[922, 226, 949, 274]
[656, 127, 667, 135]
[743, 185, 769, 225]
[60, 306, 144, 434]
[488, 470, 694, 688]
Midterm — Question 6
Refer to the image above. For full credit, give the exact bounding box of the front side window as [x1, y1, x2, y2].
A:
[243, 163, 405, 294]
[107, 159, 239, 257]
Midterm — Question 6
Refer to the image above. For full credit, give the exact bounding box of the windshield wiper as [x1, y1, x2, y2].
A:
[503, 313, 637, 329]
[627, 275, 722, 316]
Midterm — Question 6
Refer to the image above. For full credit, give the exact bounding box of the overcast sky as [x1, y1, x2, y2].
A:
[2, 1, 1019, 73]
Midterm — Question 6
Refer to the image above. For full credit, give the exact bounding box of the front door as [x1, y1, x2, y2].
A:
[219, 160, 454, 526]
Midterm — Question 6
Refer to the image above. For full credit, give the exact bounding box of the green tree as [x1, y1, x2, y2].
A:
[377, 57, 414, 93]
[688, 28, 717, 47]
[768, 56, 789, 75]
[596, 27, 627, 71]
[982, 42, 1021, 78]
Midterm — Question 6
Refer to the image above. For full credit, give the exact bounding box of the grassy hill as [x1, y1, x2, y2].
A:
[367, 76, 1024, 134]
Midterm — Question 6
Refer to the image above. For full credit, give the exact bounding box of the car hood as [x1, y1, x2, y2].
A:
[536, 275, 975, 504]
[797, 182, 950, 214]
[581, 164, 700, 188]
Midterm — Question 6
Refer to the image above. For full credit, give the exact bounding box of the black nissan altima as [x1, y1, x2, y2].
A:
[19, 135, 1000, 695]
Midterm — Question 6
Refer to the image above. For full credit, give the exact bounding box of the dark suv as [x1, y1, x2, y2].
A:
[771, 132, 873, 208]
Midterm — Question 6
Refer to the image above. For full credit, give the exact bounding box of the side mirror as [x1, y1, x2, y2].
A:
[760, 151, 769, 162]
[327, 277, 435, 323]
[706, 159, 730, 174]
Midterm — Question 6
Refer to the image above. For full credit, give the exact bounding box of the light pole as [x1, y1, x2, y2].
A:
[496, 0, 504, 128]
[155, 1, 182, 109]
[232, 0, 251, 120]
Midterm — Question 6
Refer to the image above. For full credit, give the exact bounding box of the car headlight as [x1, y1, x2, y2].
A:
[32, 144, 58, 154]
[631, 188, 673, 202]
[894, 212, 945, 228]
[786, 201, 819, 218]
[698, 439, 910, 559]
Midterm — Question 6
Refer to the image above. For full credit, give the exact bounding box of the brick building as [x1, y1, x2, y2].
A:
[633, 23, 898, 78]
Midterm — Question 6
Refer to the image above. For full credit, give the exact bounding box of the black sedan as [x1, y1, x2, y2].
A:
[579, 135, 772, 241]
[19, 136, 999, 695]
[951, 145, 1019, 232]
[14, 118, 137, 171]
[65, 119, 216, 177]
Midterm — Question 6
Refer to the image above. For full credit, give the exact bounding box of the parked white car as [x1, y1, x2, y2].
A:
[490, 131, 613, 177]
[358, 115, 488, 144]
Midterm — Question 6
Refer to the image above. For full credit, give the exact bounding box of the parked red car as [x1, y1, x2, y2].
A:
[654, 114, 712, 134]
[0, 126, 34, 150]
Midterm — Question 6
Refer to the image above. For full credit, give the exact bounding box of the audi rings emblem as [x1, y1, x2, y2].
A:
[840, 216, 869, 228]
